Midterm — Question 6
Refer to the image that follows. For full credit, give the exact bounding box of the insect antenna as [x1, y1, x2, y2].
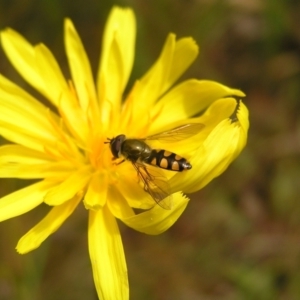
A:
[104, 138, 112, 144]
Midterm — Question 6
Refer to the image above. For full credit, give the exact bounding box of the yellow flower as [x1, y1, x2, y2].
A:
[0, 6, 249, 300]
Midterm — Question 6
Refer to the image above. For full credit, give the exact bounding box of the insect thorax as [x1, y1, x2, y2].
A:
[121, 139, 152, 162]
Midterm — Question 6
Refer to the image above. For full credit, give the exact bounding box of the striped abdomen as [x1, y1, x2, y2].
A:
[144, 149, 191, 172]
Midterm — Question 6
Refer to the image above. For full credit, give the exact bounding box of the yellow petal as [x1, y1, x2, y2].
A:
[150, 79, 246, 131]
[58, 96, 90, 146]
[1, 30, 70, 108]
[0, 123, 49, 152]
[44, 167, 91, 205]
[0, 74, 57, 129]
[33, 43, 90, 144]
[16, 194, 81, 254]
[0, 145, 52, 164]
[121, 192, 189, 235]
[169, 98, 249, 193]
[0, 180, 57, 222]
[107, 187, 136, 220]
[138, 34, 198, 105]
[126, 33, 176, 123]
[140, 34, 198, 103]
[0, 161, 76, 179]
[235, 100, 249, 134]
[64, 19, 98, 115]
[88, 207, 128, 300]
[34, 43, 70, 106]
[137, 33, 175, 104]
[115, 163, 154, 210]
[123, 34, 198, 130]
[0, 105, 54, 146]
[0, 75, 59, 150]
[12, 41, 88, 145]
[97, 7, 136, 116]
[167, 37, 199, 88]
[0, 29, 47, 100]
[84, 173, 108, 210]
[189, 121, 240, 191]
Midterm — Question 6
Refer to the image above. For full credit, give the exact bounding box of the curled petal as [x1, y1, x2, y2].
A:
[150, 79, 245, 131]
[120, 192, 189, 235]
[169, 98, 249, 193]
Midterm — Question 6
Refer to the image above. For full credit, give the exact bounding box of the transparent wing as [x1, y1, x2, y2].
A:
[146, 123, 204, 142]
[132, 162, 172, 210]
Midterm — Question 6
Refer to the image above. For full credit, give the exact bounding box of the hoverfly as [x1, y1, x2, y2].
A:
[106, 123, 204, 209]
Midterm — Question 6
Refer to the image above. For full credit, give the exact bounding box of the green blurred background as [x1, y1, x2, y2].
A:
[0, 0, 300, 299]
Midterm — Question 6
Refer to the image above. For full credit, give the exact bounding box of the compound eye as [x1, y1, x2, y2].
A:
[110, 134, 125, 158]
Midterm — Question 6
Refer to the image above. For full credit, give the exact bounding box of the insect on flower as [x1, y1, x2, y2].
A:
[106, 123, 204, 209]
